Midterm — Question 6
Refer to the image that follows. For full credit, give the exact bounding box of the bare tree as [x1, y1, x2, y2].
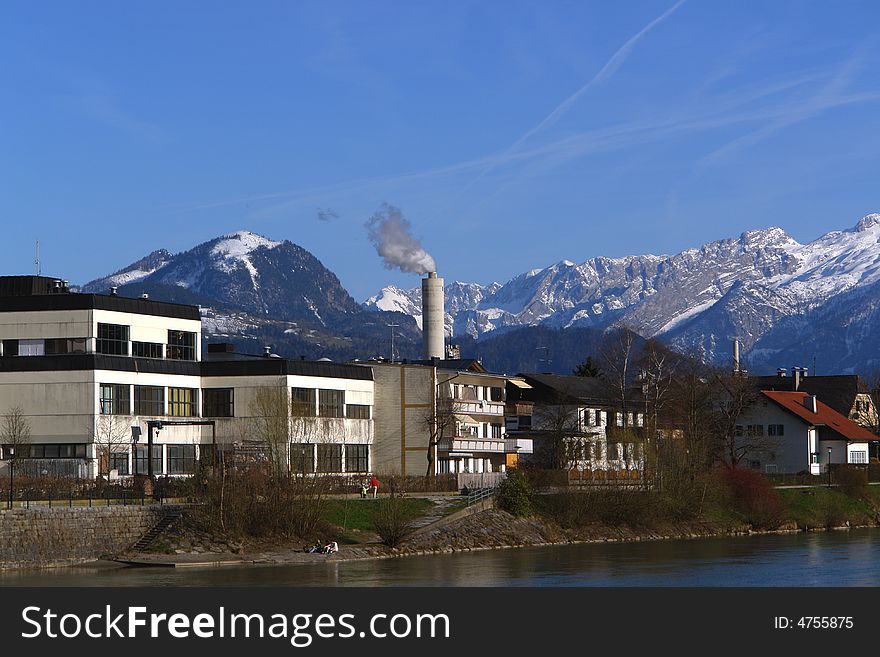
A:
[708, 371, 768, 466]
[599, 327, 640, 428]
[250, 384, 290, 479]
[422, 392, 459, 479]
[532, 398, 585, 471]
[93, 413, 131, 479]
[1, 406, 31, 462]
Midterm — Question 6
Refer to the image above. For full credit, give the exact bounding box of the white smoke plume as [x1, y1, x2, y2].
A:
[365, 203, 436, 274]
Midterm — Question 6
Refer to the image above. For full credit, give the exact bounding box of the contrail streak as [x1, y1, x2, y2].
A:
[464, 0, 687, 190]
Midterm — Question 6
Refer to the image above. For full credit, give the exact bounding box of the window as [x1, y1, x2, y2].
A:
[290, 443, 315, 473]
[345, 444, 369, 473]
[18, 339, 44, 356]
[318, 389, 344, 418]
[166, 330, 196, 361]
[45, 338, 87, 355]
[768, 424, 785, 436]
[616, 412, 623, 427]
[345, 404, 371, 419]
[203, 388, 234, 417]
[518, 415, 532, 429]
[99, 384, 130, 415]
[7, 443, 87, 459]
[168, 387, 197, 417]
[134, 445, 162, 475]
[110, 450, 129, 475]
[491, 423, 502, 439]
[97, 323, 129, 355]
[735, 425, 744, 437]
[1, 339, 18, 356]
[851, 450, 868, 464]
[132, 341, 163, 358]
[746, 425, 764, 437]
[317, 444, 343, 472]
[291, 388, 316, 416]
[490, 387, 504, 402]
[134, 386, 165, 416]
[167, 445, 197, 474]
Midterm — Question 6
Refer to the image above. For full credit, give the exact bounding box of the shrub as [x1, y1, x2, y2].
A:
[721, 466, 783, 529]
[817, 493, 849, 529]
[495, 470, 533, 516]
[534, 488, 654, 528]
[372, 496, 419, 547]
[834, 465, 869, 500]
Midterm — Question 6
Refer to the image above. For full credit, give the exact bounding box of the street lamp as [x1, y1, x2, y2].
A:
[827, 445, 833, 487]
[6, 446, 13, 510]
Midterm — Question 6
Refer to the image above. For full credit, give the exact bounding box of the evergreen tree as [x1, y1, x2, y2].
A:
[573, 355, 603, 377]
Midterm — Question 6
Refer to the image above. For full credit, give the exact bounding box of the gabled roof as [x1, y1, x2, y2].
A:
[751, 375, 864, 417]
[761, 390, 877, 442]
[515, 373, 643, 408]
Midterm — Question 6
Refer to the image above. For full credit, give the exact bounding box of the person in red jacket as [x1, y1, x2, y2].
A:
[370, 475, 379, 499]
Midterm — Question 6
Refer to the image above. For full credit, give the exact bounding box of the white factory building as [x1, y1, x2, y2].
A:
[0, 276, 374, 480]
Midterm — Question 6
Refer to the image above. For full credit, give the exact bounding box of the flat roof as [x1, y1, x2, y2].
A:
[0, 293, 201, 321]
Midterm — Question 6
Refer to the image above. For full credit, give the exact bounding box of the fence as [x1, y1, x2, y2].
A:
[457, 472, 506, 490]
[765, 464, 880, 487]
[1, 487, 158, 509]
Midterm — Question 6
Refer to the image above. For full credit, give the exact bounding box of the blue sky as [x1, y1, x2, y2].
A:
[2, 1, 880, 299]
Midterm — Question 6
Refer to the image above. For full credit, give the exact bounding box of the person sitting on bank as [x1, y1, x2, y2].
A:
[323, 541, 339, 554]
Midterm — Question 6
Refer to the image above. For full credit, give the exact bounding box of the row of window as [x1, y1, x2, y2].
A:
[100, 385, 205, 417]
[458, 422, 504, 439]
[451, 384, 505, 402]
[290, 443, 369, 473]
[1, 327, 197, 360]
[107, 444, 198, 476]
[291, 388, 371, 419]
[100, 385, 372, 420]
[1, 443, 88, 459]
[735, 424, 785, 437]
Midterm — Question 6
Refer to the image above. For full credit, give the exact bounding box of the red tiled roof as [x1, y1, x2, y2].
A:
[761, 390, 878, 442]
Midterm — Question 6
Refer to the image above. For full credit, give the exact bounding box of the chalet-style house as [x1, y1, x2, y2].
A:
[737, 390, 878, 474]
[505, 373, 645, 477]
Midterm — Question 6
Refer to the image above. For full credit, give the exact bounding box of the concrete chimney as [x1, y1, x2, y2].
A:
[804, 395, 818, 413]
[421, 271, 445, 360]
[732, 338, 741, 374]
[776, 368, 787, 378]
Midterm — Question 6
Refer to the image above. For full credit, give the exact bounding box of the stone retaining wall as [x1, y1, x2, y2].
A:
[0, 505, 175, 570]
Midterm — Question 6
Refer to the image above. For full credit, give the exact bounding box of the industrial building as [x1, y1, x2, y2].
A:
[0, 276, 374, 480]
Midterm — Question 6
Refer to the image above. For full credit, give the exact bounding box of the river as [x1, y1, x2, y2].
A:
[3, 529, 880, 586]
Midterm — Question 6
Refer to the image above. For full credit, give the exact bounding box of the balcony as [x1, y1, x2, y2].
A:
[454, 400, 505, 416]
[504, 438, 533, 454]
[438, 437, 506, 454]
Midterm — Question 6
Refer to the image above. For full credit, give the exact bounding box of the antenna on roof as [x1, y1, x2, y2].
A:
[34, 240, 40, 276]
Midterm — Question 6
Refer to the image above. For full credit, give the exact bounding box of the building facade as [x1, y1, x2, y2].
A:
[0, 276, 374, 479]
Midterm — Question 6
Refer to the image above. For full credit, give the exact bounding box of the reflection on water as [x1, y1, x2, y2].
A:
[4, 529, 880, 587]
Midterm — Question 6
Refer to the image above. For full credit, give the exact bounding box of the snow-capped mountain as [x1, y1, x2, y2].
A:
[365, 213, 880, 369]
[83, 249, 173, 290]
[84, 230, 362, 323]
[364, 281, 501, 334]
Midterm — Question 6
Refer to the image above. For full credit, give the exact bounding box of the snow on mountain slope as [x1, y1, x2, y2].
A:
[363, 213, 880, 366]
[82, 249, 173, 292]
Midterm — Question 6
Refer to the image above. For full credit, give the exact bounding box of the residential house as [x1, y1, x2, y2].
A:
[737, 390, 878, 474]
[507, 373, 645, 475]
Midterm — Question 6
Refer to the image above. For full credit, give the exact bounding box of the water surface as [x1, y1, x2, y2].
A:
[3, 529, 879, 587]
